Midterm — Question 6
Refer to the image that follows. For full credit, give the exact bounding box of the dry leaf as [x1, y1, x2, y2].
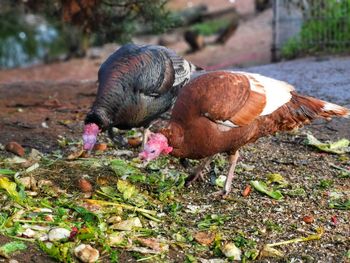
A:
[193, 231, 215, 246]
[136, 237, 168, 252]
[67, 148, 84, 160]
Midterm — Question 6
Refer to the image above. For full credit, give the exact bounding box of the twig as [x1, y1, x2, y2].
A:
[140, 212, 161, 223]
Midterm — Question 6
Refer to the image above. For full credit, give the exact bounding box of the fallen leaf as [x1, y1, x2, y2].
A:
[193, 231, 215, 246]
[111, 217, 142, 231]
[259, 245, 284, 259]
[67, 148, 84, 160]
[136, 237, 169, 252]
[117, 180, 137, 200]
[108, 232, 126, 247]
[0, 176, 25, 204]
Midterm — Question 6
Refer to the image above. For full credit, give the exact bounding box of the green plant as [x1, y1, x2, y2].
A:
[190, 19, 230, 36]
[281, 0, 350, 58]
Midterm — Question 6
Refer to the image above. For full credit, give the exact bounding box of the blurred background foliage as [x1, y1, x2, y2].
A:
[0, 0, 176, 68]
[281, 0, 350, 58]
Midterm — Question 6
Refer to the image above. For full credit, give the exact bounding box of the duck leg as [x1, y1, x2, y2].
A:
[108, 127, 128, 147]
[185, 156, 213, 186]
[142, 127, 152, 148]
[211, 151, 240, 198]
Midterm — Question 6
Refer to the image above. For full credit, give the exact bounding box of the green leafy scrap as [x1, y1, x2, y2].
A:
[0, 169, 16, 175]
[0, 176, 26, 204]
[329, 199, 350, 210]
[117, 179, 147, 206]
[0, 241, 27, 258]
[197, 214, 230, 230]
[266, 173, 288, 187]
[117, 180, 138, 200]
[38, 241, 74, 262]
[305, 134, 350, 154]
[250, 180, 283, 200]
[110, 159, 144, 179]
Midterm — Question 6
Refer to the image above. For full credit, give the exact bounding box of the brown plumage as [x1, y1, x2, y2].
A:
[140, 71, 349, 197]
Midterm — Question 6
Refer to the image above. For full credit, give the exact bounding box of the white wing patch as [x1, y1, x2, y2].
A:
[216, 120, 238, 132]
[203, 112, 239, 131]
[230, 71, 294, 116]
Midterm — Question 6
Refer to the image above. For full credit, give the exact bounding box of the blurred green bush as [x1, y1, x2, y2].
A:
[282, 0, 350, 59]
[0, 0, 177, 69]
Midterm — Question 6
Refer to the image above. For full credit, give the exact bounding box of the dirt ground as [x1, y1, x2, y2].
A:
[0, 55, 350, 262]
[0, 56, 349, 262]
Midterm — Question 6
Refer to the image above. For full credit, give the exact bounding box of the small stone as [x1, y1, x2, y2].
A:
[302, 215, 314, 224]
[22, 228, 36, 238]
[222, 242, 241, 260]
[127, 137, 142, 147]
[93, 143, 108, 151]
[74, 244, 99, 263]
[242, 185, 252, 197]
[78, 178, 93, 193]
[48, 227, 71, 242]
[5, 141, 25, 157]
[41, 122, 49, 128]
